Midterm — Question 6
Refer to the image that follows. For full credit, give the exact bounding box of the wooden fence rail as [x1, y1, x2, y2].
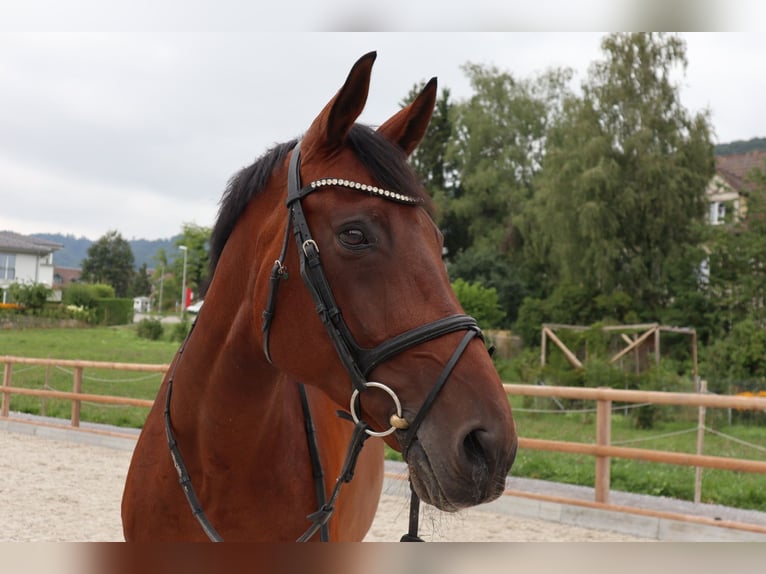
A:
[2, 355, 766, 512]
[503, 383, 766, 505]
[1, 355, 165, 427]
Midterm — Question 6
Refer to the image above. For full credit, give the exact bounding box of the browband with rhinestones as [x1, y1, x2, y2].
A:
[308, 178, 422, 205]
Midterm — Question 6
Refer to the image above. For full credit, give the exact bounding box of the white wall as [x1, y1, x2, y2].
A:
[13, 253, 55, 286]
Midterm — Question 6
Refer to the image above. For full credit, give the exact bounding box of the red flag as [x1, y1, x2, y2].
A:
[185, 287, 193, 309]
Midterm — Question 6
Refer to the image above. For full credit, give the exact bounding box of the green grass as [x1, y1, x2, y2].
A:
[507, 407, 766, 511]
[0, 325, 179, 428]
[386, 396, 766, 513]
[2, 326, 766, 512]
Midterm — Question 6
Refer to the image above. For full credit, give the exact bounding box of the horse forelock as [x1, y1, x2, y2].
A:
[205, 124, 433, 291]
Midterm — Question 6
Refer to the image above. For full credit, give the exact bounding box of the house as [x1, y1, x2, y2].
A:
[0, 231, 63, 303]
[53, 266, 82, 290]
[706, 149, 766, 225]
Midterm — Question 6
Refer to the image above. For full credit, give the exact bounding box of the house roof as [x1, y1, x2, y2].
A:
[0, 231, 63, 255]
[715, 150, 766, 194]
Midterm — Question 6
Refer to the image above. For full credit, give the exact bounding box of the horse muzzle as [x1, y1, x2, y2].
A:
[403, 419, 518, 511]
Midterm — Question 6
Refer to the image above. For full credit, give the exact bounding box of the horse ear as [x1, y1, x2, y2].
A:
[303, 51, 377, 154]
[377, 77, 437, 157]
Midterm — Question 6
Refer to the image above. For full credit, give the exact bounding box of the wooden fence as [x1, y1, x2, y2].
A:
[1, 356, 163, 428]
[2, 355, 766, 530]
[502, 383, 766, 503]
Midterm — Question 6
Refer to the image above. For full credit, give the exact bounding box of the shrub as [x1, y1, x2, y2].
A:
[171, 318, 191, 343]
[136, 318, 164, 341]
[701, 318, 766, 393]
[451, 278, 505, 329]
[7, 282, 51, 312]
[92, 298, 134, 325]
[63, 283, 115, 308]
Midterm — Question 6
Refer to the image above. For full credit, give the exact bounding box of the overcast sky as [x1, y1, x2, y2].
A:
[1, 31, 765, 240]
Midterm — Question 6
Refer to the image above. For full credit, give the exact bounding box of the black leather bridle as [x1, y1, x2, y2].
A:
[165, 140, 489, 542]
[263, 141, 485, 442]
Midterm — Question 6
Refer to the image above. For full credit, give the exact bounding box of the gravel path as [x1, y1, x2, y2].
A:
[2, 418, 764, 542]
[0, 428, 641, 542]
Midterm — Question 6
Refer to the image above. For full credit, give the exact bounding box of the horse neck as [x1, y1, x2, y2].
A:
[169, 183, 291, 433]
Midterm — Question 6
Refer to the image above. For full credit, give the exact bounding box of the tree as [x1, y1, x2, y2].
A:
[408, 85, 454, 196]
[704, 161, 766, 331]
[152, 224, 211, 311]
[697, 162, 766, 387]
[414, 64, 572, 325]
[447, 242, 526, 326]
[81, 230, 135, 297]
[132, 263, 153, 297]
[443, 63, 572, 257]
[173, 223, 210, 300]
[527, 33, 714, 317]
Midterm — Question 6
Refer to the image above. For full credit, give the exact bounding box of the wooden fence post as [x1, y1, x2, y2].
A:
[595, 392, 612, 504]
[2, 361, 12, 417]
[694, 379, 707, 504]
[71, 366, 83, 427]
[43, 361, 52, 417]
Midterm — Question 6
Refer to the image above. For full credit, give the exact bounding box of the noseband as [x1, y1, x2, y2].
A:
[165, 140, 489, 543]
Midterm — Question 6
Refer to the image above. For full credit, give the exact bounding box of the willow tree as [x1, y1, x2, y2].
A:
[529, 33, 714, 315]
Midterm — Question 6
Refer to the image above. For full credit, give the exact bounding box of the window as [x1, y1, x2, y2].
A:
[709, 201, 726, 225]
[0, 253, 15, 280]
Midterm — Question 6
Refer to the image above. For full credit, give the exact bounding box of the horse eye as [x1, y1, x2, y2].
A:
[339, 228, 369, 248]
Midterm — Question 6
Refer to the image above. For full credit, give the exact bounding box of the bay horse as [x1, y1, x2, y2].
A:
[121, 51, 517, 542]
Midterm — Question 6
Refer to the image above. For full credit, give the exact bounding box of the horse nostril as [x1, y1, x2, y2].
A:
[462, 428, 490, 469]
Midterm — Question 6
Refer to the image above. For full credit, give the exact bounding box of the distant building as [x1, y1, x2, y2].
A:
[706, 150, 766, 225]
[0, 231, 63, 303]
[133, 296, 152, 313]
[53, 266, 82, 290]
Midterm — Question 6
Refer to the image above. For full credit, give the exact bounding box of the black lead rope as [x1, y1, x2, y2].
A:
[400, 482, 424, 542]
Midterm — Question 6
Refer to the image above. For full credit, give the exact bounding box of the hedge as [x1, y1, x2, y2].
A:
[93, 298, 134, 325]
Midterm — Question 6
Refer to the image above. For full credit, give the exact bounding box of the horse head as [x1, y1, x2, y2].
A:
[262, 51, 518, 511]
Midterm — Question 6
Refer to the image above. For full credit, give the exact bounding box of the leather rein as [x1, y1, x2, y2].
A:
[164, 141, 487, 542]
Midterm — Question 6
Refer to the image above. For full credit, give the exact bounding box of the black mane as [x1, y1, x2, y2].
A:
[206, 124, 431, 285]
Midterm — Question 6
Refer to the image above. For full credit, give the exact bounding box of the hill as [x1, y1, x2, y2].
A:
[34, 233, 178, 270]
[715, 136, 766, 156]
